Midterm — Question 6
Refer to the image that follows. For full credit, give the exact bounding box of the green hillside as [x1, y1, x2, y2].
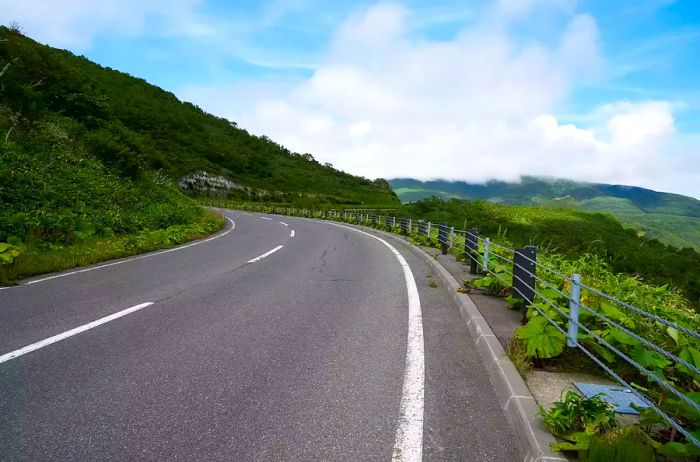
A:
[391, 178, 700, 251]
[0, 26, 397, 282]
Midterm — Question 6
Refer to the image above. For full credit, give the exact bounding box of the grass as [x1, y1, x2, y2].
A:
[0, 210, 224, 285]
[581, 427, 657, 462]
[506, 337, 532, 376]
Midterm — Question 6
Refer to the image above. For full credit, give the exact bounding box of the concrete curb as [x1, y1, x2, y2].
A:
[372, 230, 566, 462]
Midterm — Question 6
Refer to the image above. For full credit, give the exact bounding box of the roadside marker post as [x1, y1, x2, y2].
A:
[513, 245, 537, 323]
[439, 222, 448, 255]
[466, 229, 479, 275]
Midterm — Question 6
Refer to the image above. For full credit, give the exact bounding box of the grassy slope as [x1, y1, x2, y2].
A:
[0, 27, 397, 282]
[0, 27, 398, 206]
[541, 196, 700, 251]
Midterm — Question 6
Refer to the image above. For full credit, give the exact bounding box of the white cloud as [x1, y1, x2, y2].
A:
[180, 1, 699, 197]
[0, 0, 207, 48]
[4, 0, 697, 196]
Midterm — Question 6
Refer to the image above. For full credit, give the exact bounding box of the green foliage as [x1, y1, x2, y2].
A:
[537, 391, 618, 437]
[0, 212, 224, 285]
[397, 197, 700, 308]
[581, 426, 659, 462]
[506, 337, 532, 376]
[0, 241, 23, 263]
[517, 317, 567, 359]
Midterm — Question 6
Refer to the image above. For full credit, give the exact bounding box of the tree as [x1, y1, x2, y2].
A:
[8, 21, 22, 35]
[373, 178, 391, 189]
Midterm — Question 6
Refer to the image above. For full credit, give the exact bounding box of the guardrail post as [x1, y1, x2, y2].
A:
[483, 238, 490, 272]
[466, 229, 479, 274]
[392, 216, 396, 228]
[567, 274, 582, 347]
[427, 222, 431, 241]
[513, 245, 537, 323]
[450, 226, 454, 248]
[408, 218, 412, 233]
[439, 222, 448, 255]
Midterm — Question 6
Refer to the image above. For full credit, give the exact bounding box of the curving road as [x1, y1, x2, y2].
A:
[0, 210, 518, 461]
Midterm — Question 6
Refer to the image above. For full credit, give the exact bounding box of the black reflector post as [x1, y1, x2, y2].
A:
[512, 245, 536, 323]
[438, 222, 448, 255]
[466, 229, 479, 275]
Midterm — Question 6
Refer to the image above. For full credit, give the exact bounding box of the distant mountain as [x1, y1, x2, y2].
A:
[389, 177, 700, 250]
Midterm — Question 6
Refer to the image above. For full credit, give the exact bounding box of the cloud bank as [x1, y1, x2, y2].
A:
[181, 1, 697, 196]
[3, 0, 697, 196]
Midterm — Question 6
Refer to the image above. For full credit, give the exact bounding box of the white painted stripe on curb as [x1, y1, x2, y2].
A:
[280, 221, 289, 227]
[259, 216, 272, 221]
[23, 218, 236, 287]
[328, 223, 424, 462]
[0, 302, 154, 364]
[290, 230, 295, 238]
[247, 245, 284, 263]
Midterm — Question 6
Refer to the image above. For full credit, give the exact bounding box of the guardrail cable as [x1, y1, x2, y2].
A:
[581, 284, 700, 341]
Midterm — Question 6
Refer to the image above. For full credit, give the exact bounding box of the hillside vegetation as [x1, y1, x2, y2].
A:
[543, 196, 700, 251]
[0, 26, 397, 282]
[391, 177, 700, 251]
[400, 198, 700, 307]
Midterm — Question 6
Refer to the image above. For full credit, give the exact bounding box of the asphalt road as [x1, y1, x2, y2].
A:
[0, 210, 518, 461]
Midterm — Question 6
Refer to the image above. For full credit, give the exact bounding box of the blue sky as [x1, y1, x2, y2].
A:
[2, 0, 699, 197]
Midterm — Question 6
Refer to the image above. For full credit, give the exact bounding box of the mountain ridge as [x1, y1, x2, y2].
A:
[389, 177, 700, 250]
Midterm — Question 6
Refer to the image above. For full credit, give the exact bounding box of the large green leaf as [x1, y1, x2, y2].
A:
[517, 317, 566, 359]
[630, 344, 672, 370]
[607, 328, 640, 347]
[551, 432, 591, 452]
[667, 326, 680, 345]
[0, 242, 22, 264]
[658, 442, 690, 457]
[587, 341, 617, 363]
[599, 300, 635, 328]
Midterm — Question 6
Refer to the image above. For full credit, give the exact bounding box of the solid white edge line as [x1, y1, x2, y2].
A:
[280, 221, 289, 227]
[328, 222, 424, 462]
[241, 212, 253, 216]
[290, 230, 296, 238]
[0, 302, 154, 365]
[259, 216, 272, 221]
[247, 245, 284, 263]
[20, 218, 235, 287]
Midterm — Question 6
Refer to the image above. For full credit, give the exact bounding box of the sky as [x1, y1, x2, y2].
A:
[2, 0, 699, 197]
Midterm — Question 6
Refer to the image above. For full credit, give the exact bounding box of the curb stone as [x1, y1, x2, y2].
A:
[370, 230, 567, 462]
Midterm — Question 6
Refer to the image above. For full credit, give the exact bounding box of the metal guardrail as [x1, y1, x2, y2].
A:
[310, 209, 700, 448]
